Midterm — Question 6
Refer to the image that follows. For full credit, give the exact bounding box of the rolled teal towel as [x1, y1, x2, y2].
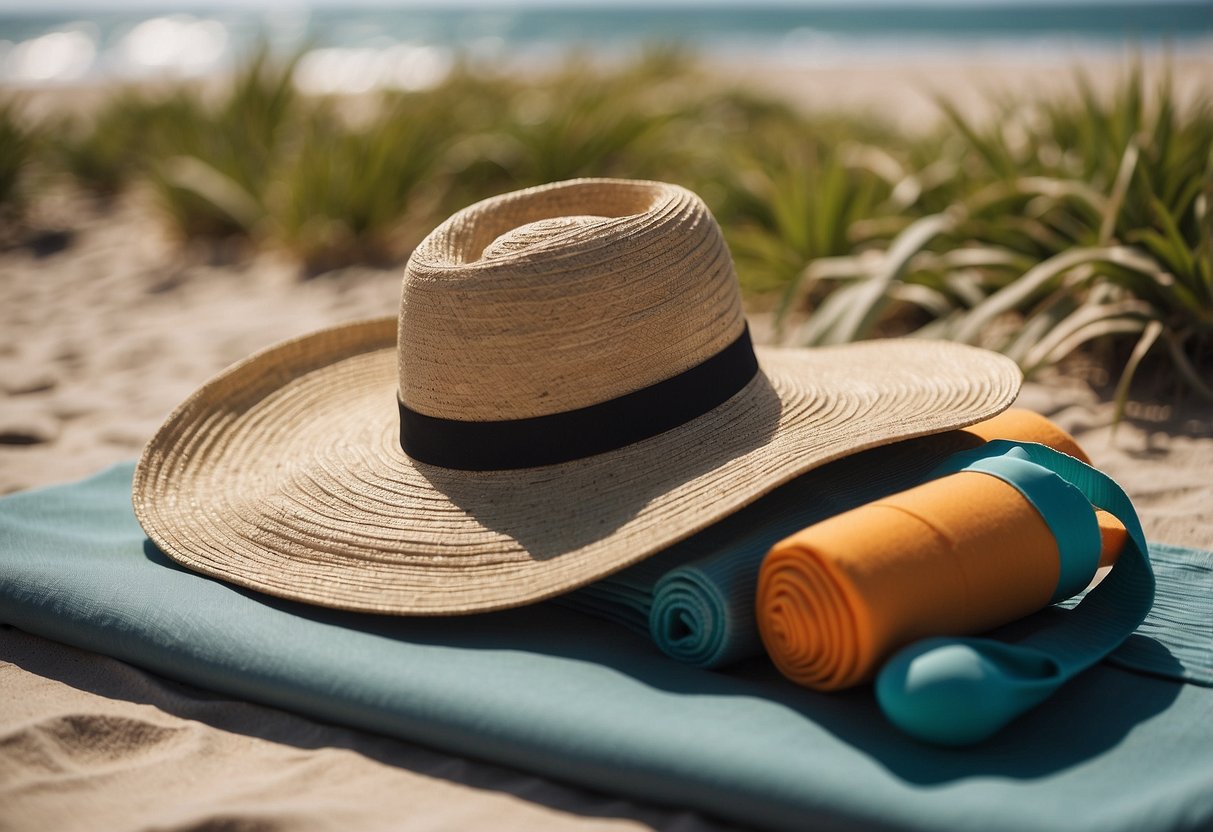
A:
[642, 445, 947, 668]
[648, 502, 840, 668]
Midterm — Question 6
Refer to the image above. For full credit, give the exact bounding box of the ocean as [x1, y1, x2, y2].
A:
[1, 2, 1210, 91]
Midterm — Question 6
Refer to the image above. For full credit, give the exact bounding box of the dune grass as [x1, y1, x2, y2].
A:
[735, 65, 1211, 405]
[945, 80, 1213, 411]
[47, 91, 182, 198]
[0, 98, 32, 222]
[909, 67, 1210, 409]
[8, 52, 1211, 399]
[269, 93, 460, 272]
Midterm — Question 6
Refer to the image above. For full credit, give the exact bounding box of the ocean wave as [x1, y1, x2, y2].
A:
[1, 4, 1210, 88]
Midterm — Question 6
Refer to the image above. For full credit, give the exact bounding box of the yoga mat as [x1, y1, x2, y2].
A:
[566, 409, 1097, 668]
[3, 464, 1213, 832]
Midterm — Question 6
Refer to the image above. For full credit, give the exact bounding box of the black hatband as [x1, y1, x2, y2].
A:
[398, 326, 758, 470]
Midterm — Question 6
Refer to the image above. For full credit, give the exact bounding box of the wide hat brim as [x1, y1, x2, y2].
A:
[133, 317, 1021, 614]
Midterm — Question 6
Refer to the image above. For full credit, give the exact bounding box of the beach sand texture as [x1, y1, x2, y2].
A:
[3, 55, 1213, 832]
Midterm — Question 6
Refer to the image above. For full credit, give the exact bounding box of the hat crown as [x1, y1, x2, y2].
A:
[399, 179, 747, 422]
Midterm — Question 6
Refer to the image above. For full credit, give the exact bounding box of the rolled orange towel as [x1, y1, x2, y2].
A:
[959, 409, 1125, 562]
[756, 436, 1123, 692]
[959, 408, 1091, 464]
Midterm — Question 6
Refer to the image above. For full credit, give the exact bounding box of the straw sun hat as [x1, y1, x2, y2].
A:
[133, 179, 1021, 615]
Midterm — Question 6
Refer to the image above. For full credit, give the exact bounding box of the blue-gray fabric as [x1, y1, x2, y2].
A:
[3, 464, 1213, 832]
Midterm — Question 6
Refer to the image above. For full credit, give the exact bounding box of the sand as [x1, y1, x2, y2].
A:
[718, 51, 1213, 132]
[3, 52, 1213, 832]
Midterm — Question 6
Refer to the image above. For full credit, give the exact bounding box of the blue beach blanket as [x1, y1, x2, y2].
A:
[3, 463, 1213, 832]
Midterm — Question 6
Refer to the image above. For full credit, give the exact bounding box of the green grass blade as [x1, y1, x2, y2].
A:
[952, 246, 1156, 344]
[824, 212, 955, 344]
[1021, 299, 1151, 373]
[1001, 287, 1079, 362]
[887, 283, 955, 318]
[1150, 195, 1197, 282]
[1099, 140, 1139, 243]
[159, 155, 264, 232]
[793, 281, 872, 345]
[1163, 330, 1213, 400]
[933, 93, 1016, 178]
[1112, 320, 1164, 430]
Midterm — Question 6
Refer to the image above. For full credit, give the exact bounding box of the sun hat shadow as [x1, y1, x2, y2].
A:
[412, 373, 785, 561]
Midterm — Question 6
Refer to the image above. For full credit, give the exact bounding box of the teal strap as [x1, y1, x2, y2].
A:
[930, 445, 1102, 603]
[875, 441, 1154, 746]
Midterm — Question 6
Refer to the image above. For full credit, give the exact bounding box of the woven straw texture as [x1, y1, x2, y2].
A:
[133, 179, 1022, 614]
